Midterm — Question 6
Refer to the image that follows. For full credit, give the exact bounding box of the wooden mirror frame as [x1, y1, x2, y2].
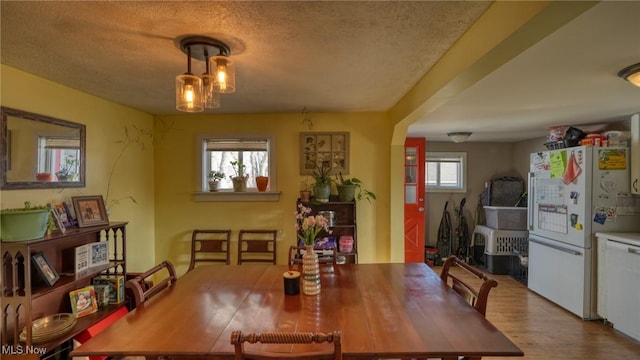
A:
[1, 106, 86, 190]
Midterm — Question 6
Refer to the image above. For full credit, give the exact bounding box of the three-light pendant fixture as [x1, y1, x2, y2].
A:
[175, 36, 236, 112]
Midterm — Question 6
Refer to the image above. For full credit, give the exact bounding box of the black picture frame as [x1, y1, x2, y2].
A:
[32, 252, 60, 287]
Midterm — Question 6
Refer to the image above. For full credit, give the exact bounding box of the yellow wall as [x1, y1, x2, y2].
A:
[386, 1, 593, 262]
[0, 65, 157, 272]
[154, 112, 391, 275]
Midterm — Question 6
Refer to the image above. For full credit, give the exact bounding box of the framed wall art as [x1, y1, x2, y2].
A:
[72, 195, 109, 228]
[299, 132, 349, 175]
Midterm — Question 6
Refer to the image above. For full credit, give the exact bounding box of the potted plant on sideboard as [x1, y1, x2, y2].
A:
[311, 162, 333, 203]
[335, 173, 376, 203]
[0, 202, 52, 242]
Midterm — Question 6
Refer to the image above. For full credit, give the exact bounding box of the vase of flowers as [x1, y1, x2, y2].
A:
[295, 203, 331, 295]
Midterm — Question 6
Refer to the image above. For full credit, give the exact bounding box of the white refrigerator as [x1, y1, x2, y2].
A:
[527, 146, 640, 319]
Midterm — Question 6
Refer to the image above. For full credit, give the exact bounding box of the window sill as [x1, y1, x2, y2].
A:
[193, 191, 281, 202]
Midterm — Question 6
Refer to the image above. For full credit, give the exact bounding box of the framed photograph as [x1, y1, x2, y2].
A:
[63, 201, 77, 227]
[32, 252, 60, 287]
[69, 285, 98, 318]
[47, 203, 66, 234]
[300, 132, 349, 175]
[72, 196, 109, 228]
[89, 242, 109, 267]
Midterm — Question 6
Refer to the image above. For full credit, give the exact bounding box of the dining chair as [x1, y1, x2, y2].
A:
[188, 229, 232, 270]
[440, 255, 498, 317]
[288, 245, 337, 266]
[231, 330, 342, 360]
[125, 260, 177, 307]
[237, 230, 277, 264]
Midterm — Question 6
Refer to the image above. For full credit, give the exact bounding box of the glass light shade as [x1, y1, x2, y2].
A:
[176, 74, 204, 112]
[626, 72, 640, 87]
[202, 74, 221, 109]
[447, 132, 472, 143]
[618, 63, 640, 87]
[210, 55, 236, 93]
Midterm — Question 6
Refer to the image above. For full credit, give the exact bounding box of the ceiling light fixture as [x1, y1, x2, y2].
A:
[617, 63, 640, 87]
[447, 132, 472, 143]
[176, 36, 236, 112]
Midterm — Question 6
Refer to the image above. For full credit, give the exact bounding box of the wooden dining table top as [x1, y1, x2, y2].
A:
[71, 263, 523, 359]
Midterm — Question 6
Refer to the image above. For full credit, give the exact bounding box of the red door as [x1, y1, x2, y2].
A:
[404, 138, 426, 262]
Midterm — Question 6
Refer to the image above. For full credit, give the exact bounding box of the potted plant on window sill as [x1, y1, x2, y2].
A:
[230, 161, 248, 192]
[208, 171, 225, 192]
[55, 155, 78, 182]
[335, 173, 376, 203]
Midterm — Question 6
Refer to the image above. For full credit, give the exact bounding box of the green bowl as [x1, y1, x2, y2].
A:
[0, 208, 50, 242]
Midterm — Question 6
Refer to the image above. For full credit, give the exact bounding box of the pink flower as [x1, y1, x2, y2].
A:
[295, 204, 332, 246]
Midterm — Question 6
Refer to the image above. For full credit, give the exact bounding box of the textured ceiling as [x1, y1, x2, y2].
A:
[0, 1, 490, 114]
[1, 1, 639, 142]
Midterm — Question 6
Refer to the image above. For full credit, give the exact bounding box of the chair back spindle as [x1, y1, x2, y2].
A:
[231, 330, 342, 360]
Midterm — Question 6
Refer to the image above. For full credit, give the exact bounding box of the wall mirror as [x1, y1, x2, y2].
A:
[1, 106, 86, 190]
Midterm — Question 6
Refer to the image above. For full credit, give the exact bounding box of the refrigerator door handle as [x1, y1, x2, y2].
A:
[530, 238, 582, 256]
[528, 172, 535, 231]
[628, 247, 640, 256]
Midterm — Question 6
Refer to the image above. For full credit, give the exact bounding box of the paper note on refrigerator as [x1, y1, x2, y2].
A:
[617, 192, 640, 215]
[549, 151, 567, 178]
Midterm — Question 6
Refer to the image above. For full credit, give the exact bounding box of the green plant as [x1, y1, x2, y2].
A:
[336, 173, 376, 203]
[208, 171, 225, 181]
[2, 201, 48, 212]
[311, 162, 333, 186]
[56, 155, 78, 177]
[230, 161, 246, 178]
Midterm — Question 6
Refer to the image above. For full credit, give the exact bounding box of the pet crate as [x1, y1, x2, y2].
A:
[472, 225, 529, 275]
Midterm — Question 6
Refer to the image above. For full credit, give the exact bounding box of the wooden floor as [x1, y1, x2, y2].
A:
[437, 264, 640, 359]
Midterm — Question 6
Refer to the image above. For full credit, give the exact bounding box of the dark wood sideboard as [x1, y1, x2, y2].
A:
[1, 222, 127, 356]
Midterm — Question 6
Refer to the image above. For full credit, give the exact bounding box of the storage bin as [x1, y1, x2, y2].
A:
[473, 225, 529, 255]
[484, 206, 527, 230]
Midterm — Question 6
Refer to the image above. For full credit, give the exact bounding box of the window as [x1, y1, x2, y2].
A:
[37, 136, 80, 179]
[426, 152, 466, 192]
[196, 134, 278, 201]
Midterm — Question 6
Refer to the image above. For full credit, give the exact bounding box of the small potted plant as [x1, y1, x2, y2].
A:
[230, 161, 248, 192]
[55, 155, 78, 181]
[310, 162, 333, 203]
[299, 177, 312, 203]
[335, 172, 376, 203]
[208, 171, 225, 192]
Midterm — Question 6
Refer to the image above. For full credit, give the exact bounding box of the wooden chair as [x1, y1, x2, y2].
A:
[434, 256, 499, 360]
[231, 330, 342, 360]
[440, 255, 498, 317]
[125, 260, 177, 307]
[188, 229, 232, 270]
[238, 230, 277, 264]
[288, 245, 337, 266]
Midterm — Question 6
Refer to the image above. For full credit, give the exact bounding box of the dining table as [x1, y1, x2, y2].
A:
[71, 263, 523, 359]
